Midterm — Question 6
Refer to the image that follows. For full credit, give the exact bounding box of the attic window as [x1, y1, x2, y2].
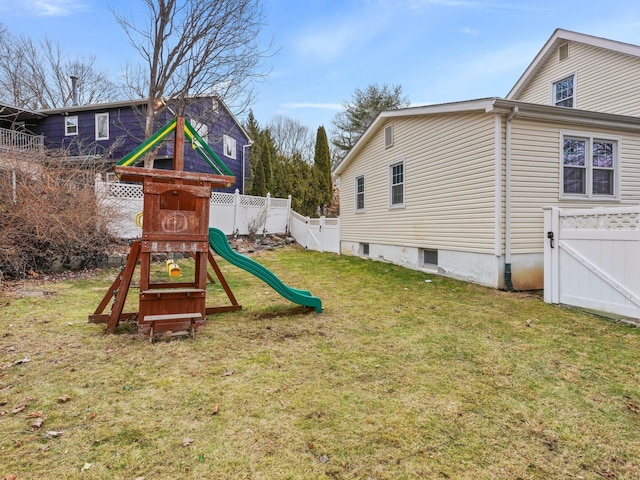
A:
[384, 124, 394, 148]
[558, 43, 569, 61]
[553, 75, 574, 107]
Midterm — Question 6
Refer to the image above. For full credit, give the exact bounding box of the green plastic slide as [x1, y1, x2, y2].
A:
[208, 228, 322, 313]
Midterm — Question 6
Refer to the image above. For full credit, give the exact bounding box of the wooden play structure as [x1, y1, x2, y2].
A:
[89, 116, 242, 341]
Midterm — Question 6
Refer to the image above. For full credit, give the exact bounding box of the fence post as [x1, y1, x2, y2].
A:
[264, 193, 271, 234]
[286, 195, 292, 234]
[233, 189, 240, 235]
[319, 216, 325, 252]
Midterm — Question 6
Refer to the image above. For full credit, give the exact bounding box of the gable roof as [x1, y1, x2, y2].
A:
[333, 97, 640, 176]
[507, 28, 640, 100]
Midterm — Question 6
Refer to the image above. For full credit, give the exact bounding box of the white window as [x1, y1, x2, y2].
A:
[553, 75, 574, 107]
[355, 175, 365, 211]
[192, 120, 209, 143]
[561, 131, 619, 199]
[389, 160, 405, 207]
[65, 116, 78, 136]
[95, 113, 109, 140]
[223, 134, 236, 159]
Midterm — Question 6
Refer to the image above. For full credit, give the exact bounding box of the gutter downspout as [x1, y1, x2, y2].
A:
[241, 142, 253, 194]
[504, 106, 518, 291]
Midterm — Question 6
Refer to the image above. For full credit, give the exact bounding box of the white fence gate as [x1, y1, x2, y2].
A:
[543, 205, 640, 320]
[289, 211, 340, 254]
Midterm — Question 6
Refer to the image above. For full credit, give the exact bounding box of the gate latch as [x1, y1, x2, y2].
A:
[546, 231, 554, 249]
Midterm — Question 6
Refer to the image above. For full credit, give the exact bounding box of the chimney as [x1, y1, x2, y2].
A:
[70, 75, 79, 106]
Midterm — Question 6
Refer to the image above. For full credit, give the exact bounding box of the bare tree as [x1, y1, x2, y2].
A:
[0, 24, 120, 110]
[113, 0, 270, 167]
[267, 115, 315, 163]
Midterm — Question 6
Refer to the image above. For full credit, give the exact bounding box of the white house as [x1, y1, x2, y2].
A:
[333, 29, 640, 290]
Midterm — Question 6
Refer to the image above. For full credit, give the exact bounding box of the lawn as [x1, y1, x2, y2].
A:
[1, 246, 639, 479]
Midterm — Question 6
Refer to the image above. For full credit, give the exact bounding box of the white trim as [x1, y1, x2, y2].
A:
[559, 129, 622, 201]
[494, 114, 502, 256]
[388, 159, 405, 209]
[95, 112, 109, 140]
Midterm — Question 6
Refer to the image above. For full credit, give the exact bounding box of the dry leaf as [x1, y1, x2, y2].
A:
[182, 438, 195, 447]
[222, 370, 234, 377]
[81, 463, 92, 472]
[26, 411, 43, 418]
[210, 403, 220, 415]
[57, 395, 71, 403]
[11, 405, 26, 414]
[45, 430, 63, 437]
[31, 417, 45, 430]
[627, 403, 640, 413]
[4, 474, 17, 480]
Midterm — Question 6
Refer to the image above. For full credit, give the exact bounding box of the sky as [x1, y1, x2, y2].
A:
[2, 0, 640, 132]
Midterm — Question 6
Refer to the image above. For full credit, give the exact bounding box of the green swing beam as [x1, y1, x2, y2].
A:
[117, 117, 234, 177]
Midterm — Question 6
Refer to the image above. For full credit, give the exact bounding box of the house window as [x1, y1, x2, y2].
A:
[192, 120, 209, 143]
[384, 124, 394, 148]
[390, 161, 404, 207]
[553, 75, 574, 107]
[223, 134, 236, 158]
[65, 116, 78, 136]
[361, 243, 369, 256]
[561, 132, 619, 199]
[355, 175, 365, 211]
[95, 113, 109, 140]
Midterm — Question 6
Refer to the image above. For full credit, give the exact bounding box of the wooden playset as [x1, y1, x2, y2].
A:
[89, 115, 322, 342]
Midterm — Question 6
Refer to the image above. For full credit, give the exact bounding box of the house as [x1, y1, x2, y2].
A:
[333, 29, 640, 290]
[0, 95, 251, 193]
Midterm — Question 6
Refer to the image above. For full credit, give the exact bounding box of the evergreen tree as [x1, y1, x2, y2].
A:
[261, 129, 274, 192]
[251, 134, 268, 197]
[313, 126, 333, 215]
[244, 110, 262, 194]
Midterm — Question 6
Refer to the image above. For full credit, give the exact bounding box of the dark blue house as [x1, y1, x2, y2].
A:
[3, 96, 252, 193]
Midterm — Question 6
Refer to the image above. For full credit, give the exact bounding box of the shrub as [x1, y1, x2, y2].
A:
[0, 151, 121, 278]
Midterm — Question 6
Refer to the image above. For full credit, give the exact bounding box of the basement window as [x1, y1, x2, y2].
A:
[422, 249, 438, 268]
[361, 243, 370, 256]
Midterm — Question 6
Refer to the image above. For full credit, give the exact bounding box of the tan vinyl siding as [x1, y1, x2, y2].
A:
[339, 112, 497, 254]
[509, 118, 640, 254]
[516, 42, 640, 116]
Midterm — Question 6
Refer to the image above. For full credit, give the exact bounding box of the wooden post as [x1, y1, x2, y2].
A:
[174, 116, 185, 171]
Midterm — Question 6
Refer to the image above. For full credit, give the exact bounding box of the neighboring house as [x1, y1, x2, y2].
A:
[333, 29, 640, 290]
[0, 95, 251, 193]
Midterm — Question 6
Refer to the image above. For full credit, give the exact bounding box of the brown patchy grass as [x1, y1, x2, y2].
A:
[1, 247, 640, 479]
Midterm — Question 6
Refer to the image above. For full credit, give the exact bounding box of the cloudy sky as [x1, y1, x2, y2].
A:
[2, 0, 640, 130]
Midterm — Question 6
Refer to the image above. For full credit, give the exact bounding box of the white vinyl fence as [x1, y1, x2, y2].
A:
[289, 211, 340, 254]
[544, 205, 640, 321]
[95, 176, 341, 254]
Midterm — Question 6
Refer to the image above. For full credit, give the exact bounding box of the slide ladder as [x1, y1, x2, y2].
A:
[208, 228, 322, 312]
